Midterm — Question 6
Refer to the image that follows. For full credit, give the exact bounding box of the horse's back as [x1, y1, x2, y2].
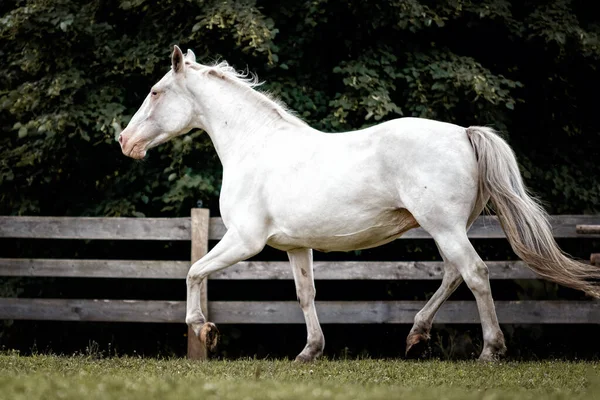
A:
[357, 117, 468, 149]
[354, 117, 477, 191]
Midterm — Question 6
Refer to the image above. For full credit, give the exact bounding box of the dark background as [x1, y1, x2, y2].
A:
[1, 0, 599, 359]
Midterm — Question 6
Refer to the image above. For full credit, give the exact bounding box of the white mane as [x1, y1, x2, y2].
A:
[186, 60, 307, 127]
[209, 61, 262, 88]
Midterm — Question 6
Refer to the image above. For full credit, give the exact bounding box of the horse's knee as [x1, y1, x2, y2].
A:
[187, 262, 209, 284]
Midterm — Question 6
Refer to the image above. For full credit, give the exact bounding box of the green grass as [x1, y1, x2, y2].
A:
[0, 353, 598, 400]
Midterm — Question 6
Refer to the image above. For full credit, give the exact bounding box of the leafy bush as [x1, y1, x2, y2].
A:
[0, 0, 598, 217]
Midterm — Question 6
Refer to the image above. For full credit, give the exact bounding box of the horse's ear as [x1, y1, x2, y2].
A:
[172, 45, 185, 73]
[185, 49, 196, 63]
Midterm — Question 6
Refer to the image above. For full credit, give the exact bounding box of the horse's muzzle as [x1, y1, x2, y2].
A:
[118, 133, 146, 159]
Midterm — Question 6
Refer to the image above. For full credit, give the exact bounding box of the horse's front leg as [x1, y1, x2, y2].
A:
[288, 248, 324, 362]
[186, 228, 265, 354]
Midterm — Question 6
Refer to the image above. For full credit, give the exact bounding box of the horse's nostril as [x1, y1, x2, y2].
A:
[118, 134, 123, 145]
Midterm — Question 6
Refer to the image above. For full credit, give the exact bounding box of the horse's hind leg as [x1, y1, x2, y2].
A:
[406, 201, 487, 358]
[288, 248, 325, 362]
[430, 228, 506, 361]
[406, 255, 462, 358]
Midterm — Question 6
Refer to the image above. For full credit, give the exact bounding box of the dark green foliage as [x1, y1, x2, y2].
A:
[0, 0, 598, 216]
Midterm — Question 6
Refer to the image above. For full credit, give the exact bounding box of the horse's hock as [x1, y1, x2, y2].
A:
[0, 210, 599, 359]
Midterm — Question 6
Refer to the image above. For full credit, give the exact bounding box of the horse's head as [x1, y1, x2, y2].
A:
[119, 45, 198, 159]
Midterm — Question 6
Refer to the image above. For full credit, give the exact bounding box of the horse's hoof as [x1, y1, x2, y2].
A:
[478, 353, 501, 362]
[294, 353, 316, 363]
[294, 346, 322, 363]
[199, 322, 219, 352]
[478, 345, 507, 363]
[405, 332, 430, 359]
[294, 354, 312, 363]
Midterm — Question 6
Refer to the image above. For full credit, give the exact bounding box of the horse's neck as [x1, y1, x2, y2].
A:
[194, 78, 302, 168]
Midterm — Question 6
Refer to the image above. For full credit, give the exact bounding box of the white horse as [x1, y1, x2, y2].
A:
[119, 46, 600, 361]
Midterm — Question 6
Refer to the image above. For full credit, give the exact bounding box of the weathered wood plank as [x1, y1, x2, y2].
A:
[212, 260, 538, 280]
[209, 300, 600, 324]
[207, 215, 600, 240]
[1, 299, 598, 324]
[0, 259, 190, 279]
[547, 216, 600, 238]
[0, 259, 537, 280]
[0, 216, 191, 240]
[0, 298, 184, 322]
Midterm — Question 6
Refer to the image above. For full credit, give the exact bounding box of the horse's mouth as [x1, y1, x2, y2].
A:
[125, 143, 147, 159]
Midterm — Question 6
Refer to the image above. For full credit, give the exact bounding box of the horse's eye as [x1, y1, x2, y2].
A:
[151, 91, 159, 97]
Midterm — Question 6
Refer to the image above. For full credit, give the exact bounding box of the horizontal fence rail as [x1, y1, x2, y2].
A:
[1, 215, 600, 240]
[0, 298, 598, 324]
[0, 216, 221, 241]
[0, 259, 538, 280]
[207, 300, 600, 325]
[0, 259, 191, 279]
[209, 260, 539, 280]
[0, 216, 192, 240]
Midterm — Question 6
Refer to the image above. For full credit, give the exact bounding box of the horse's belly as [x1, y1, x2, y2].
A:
[267, 208, 419, 252]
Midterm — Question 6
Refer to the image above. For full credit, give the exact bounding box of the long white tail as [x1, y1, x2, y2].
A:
[467, 126, 600, 298]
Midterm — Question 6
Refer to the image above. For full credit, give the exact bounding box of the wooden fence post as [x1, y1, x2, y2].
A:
[187, 208, 210, 360]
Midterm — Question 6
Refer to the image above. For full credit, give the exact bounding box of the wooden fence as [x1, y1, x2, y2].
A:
[0, 210, 599, 359]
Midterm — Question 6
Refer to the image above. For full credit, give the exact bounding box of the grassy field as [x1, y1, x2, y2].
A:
[0, 353, 598, 400]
